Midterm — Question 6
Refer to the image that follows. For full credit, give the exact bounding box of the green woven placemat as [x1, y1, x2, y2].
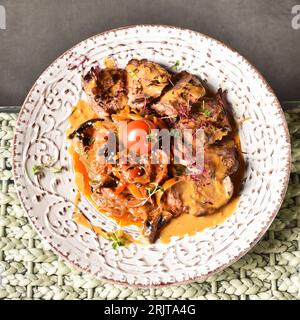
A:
[1, 109, 300, 300]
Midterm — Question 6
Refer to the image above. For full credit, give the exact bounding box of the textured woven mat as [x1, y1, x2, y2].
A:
[1, 108, 300, 300]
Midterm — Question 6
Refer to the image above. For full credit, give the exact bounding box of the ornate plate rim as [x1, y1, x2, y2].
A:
[12, 24, 291, 288]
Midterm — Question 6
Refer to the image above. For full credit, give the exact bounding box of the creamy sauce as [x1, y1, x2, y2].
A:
[73, 212, 106, 237]
[176, 178, 231, 216]
[160, 196, 240, 243]
[68, 100, 245, 243]
[73, 211, 135, 245]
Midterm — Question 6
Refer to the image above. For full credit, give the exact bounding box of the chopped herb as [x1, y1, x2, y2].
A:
[115, 167, 123, 174]
[128, 68, 138, 78]
[146, 183, 164, 197]
[32, 159, 64, 176]
[199, 101, 211, 116]
[131, 183, 164, 208]
[90, 179, 99, 186]
[107, 231, 126, 250]
[171, 60, 180, 71]
[32, 165, 43, 176]
[203, 109, 212, 117]
[49, 166, 64, 174]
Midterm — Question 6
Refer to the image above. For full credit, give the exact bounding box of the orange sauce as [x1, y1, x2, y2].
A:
[73, 211, 135, 244]
[160, 196, 240, 243]
[73, 212, 106, 237]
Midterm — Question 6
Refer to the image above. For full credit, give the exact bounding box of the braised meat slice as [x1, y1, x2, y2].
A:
[82, 66, 127, 117]
[175, 141, 239, 216]
[176, 89, 232, 144]
[151, 71, 206, 118]
[126, 59, 171, 108]
[204, 141, 239, 180]
[162, 187, 185, 217]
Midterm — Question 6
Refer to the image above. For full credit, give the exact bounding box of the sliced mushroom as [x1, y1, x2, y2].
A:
[151, 71, 206, 118]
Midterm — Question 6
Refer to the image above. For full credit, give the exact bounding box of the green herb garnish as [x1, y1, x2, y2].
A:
[145, 183, 164, 197]
[108, 231, 126, 250]
[128, 68, 138, 78]
[90, 179, 99, 186]
[32, 159, 63, 176]
[171, 60, 180, 71]
[130, 183, 164, 208]
[200, 100, 211, 117]
[49, 167, 64, 174]
[32, 165, 43, 176]
[203, 109, 212, 117]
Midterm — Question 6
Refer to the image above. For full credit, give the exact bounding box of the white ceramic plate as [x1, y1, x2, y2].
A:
[13, 25, 291, 287]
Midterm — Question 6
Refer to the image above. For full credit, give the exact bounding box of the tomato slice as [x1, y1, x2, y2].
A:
[121, 119, 156, 155]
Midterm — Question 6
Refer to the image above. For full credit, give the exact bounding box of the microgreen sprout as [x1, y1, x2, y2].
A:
[107, 230, 126, 250]
[32, 158, 63, 176]
[171, 60, 181, 71]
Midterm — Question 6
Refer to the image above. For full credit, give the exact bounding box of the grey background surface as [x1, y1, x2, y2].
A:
[0, 0, 299, 106]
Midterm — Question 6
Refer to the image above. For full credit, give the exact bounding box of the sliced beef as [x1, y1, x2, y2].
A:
[151, 71, 206, 118]
[212, 142, 240, 177]
[162, 187, 185, 217]
[179, 141, 239, 216]
[126, 59, 171, 109]
[176, 172, 234, 216]
[82, 66, 127, 116]
[176, 89, 232, 144]
[187, 141, 239, 182]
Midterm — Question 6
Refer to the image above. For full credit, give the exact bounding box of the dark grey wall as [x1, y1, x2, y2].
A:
[0, 0, 299, 106]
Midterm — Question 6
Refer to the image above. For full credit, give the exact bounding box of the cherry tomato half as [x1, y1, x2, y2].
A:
[121, 119, 156, 155]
